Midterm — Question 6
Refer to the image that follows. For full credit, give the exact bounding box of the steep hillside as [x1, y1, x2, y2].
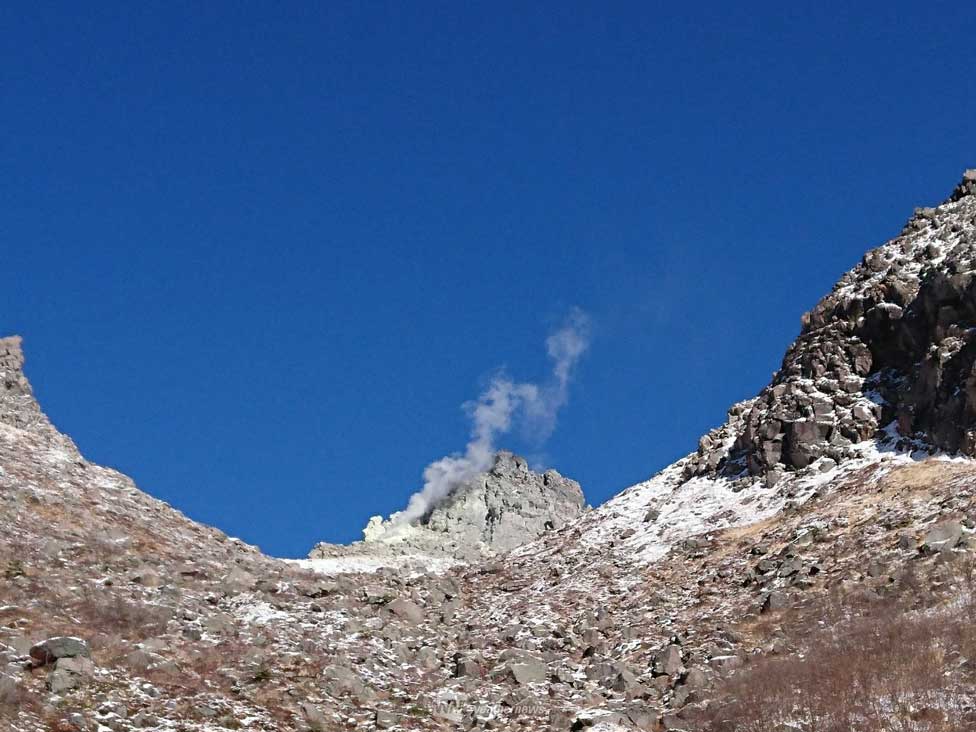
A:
[2, 171, 976, 732]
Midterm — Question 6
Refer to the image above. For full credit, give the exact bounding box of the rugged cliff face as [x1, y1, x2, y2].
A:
[308, 451, 586, 565]
[686, 170, 976, 483]
[0, 336, 64, 441]
[419, 451, 585, 552]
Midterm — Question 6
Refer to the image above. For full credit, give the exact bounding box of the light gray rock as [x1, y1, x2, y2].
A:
[30, 637, 90, 666]
[220, 567, 256, 593]
[922, 521, 963, 553]
[300, 702, 330, 731]
[362, 585, 394, 605]
[653, 644, 683, 677]
[321, 665, 372, 700]
[386, 598, 424, 623]
[676, 172, 976, 482]
[47, 656, 95, 692]
[507, 660, 547, 685]
[455, 656, 484, 678]
[3, 634, 32, 656]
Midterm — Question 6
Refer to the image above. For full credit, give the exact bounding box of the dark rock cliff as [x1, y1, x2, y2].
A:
[686, 170, 976, 482]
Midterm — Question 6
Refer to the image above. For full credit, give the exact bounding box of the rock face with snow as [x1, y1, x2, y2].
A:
[415, 451, 586, 551]
[309, 451, 586, 564]
[686, 170, 976, 482]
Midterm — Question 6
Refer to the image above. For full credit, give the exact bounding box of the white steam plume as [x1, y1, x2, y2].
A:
[394, 308, 591, 525]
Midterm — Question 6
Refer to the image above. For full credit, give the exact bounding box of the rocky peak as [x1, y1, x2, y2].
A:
[1, 335, 30, 402]
[413, 450, 586, 553]
[0, 335, 59, 438]
[949, 168, 976, 202]
[309, 451, 586, 564]
[686, 170, 976, 483]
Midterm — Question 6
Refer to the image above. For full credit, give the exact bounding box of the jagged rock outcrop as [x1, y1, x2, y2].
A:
[686, 170, 976, 481]
[0, 335, 77, 453]
[415, 451, 586, 552]
[1, 336, 49, 433]
[309, 451, 586, 563]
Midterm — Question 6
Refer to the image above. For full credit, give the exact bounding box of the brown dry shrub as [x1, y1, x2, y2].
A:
[0, 679, 21, 708]
[75, 585, 171, 639]
[700, 576, 976, 732]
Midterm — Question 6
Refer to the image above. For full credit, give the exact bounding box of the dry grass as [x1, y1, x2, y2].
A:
[0, 680, 21, 708]
[75, 585, 171, 639]
[699, 563, 976, 732]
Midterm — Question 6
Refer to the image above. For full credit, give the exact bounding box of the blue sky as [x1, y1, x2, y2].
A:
[3, 2, 974, 557]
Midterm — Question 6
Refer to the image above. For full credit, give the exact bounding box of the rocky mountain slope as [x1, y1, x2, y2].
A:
[2, 171, 976, 732]
[307, 451, 586, 569]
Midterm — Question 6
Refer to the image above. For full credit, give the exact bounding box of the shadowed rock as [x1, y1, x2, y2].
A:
[683, 170, 976, 481]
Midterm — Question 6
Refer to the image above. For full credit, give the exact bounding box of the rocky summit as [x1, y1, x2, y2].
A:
[689, 170, 976, 482]
[307, 451, 587, 567]
[2, 172, 976, 732]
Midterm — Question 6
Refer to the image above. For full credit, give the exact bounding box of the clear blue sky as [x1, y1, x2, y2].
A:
[3, 2, 973, 557]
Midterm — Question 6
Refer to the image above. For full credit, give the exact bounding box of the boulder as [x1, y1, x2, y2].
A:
[761, 591, 789, 614]
[682, 667, 709, 688]
[321, 666, 371, 699]
[220, 567, 256, 593]
[653, 644, 683, 676]
[503, 660, 547, 685]
[454, 656, 484, 678]
[362, 585, 394, 605]
[30, 637, 90, 666]
[47, 656, 95, 693]
[922, 521, 963, 554]
[300, 702, 330, 731]
[386, 598, 424, 624]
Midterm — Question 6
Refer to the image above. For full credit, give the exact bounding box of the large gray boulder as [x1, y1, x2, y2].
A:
[922, 521, 964, 553]
[47, 655, 95, 693]
[386, 598, 424, 624]
[29, 637, 91, 666]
